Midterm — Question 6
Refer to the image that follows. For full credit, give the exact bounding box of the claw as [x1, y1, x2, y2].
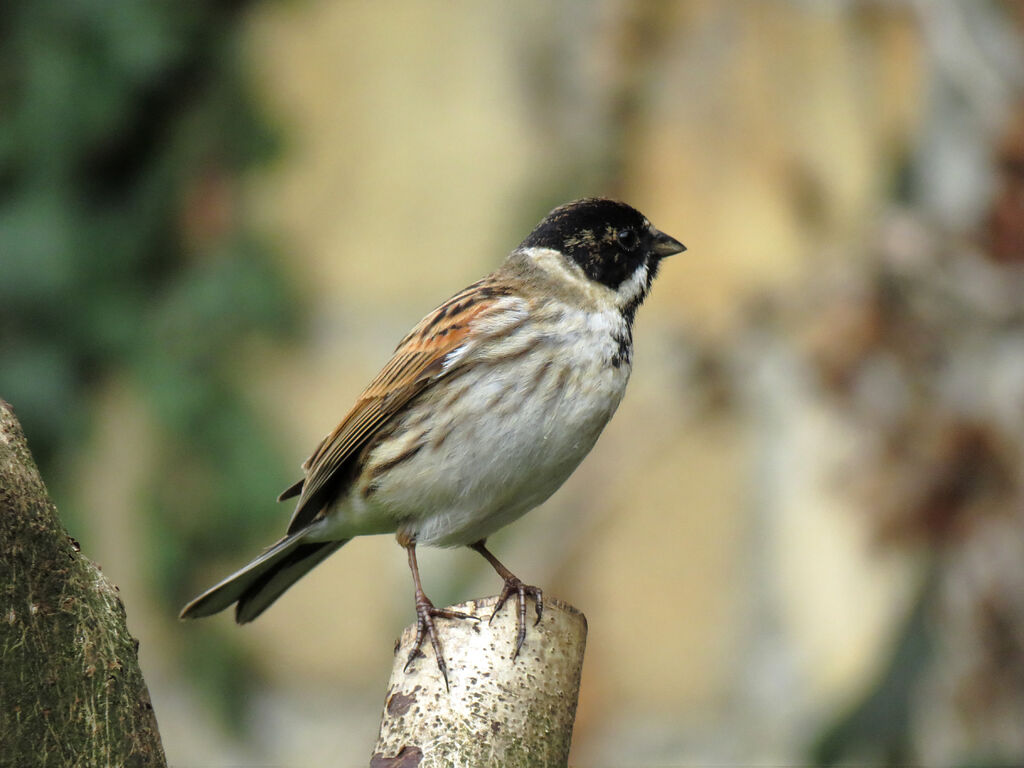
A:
[403, 593, 460, 692]
[403, 596, 479, 691]
[401, 541, 478, 691]
[470, 540, 544, 661]
[490, 576, 543, 660]
[403, 598, 437, 687]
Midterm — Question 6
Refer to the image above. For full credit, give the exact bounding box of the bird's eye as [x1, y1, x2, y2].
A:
[616, 228, 638, 250]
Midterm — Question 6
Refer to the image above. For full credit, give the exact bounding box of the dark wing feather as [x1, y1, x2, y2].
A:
[277, 478, 304, 502]
[283, 279, 520, 534]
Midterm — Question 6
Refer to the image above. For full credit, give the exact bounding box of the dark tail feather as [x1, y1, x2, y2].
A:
[234, 539, 347, 623]
[180, 536, 348, 623]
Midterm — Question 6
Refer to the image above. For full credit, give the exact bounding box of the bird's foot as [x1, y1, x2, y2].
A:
[490, 577, 543, 660]
[404, 592, 477, 690]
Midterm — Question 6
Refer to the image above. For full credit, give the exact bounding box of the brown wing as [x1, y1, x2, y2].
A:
[282, 278, 522, 534]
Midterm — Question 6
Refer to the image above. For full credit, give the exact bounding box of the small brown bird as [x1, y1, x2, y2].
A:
[180, 198, 685, 685]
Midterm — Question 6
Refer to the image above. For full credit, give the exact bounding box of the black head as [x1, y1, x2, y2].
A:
[518, 198, 685, 291]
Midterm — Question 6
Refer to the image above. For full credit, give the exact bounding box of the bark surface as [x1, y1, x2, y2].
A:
[0, 400, 166, 767]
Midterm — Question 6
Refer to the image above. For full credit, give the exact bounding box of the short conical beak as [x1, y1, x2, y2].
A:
[650, 228, 686, 257]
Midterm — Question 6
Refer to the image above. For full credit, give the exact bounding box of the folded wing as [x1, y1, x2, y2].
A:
[282, 280, 527, 534]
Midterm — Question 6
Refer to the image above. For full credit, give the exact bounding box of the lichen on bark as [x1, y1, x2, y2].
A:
[0, 400, 166, 767]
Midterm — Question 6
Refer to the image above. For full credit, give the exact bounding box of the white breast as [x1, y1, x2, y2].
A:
[331, 304, 632, 547]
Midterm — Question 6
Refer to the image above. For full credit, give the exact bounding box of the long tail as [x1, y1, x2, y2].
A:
[180, 536, 349, 624]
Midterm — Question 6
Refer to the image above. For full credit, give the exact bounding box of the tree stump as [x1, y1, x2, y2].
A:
[372, 595, 587, 767]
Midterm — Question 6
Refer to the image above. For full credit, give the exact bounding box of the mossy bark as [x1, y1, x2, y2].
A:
[0, 400, 166, 767]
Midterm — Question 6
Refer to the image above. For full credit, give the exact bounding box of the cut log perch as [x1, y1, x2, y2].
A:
[0, 400, 167, 767]
[371, 595, 587, 767]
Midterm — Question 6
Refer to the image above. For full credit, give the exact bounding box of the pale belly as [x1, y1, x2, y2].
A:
[322, 336, 630, 547]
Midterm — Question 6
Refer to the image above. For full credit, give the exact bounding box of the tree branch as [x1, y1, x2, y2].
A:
[0, 400, 166, 767]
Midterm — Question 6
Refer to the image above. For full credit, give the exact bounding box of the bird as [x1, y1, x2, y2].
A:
[180, 197, 685, 686]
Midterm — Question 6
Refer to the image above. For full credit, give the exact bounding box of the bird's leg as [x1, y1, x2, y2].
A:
[470, 539, 543, 660]
[402, 539, 476, 690]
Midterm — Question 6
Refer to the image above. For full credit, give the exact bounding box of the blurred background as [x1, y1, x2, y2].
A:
[3, 0, 1024, 764]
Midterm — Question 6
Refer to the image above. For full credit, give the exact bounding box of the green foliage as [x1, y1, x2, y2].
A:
[0, 0, 299, 722]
